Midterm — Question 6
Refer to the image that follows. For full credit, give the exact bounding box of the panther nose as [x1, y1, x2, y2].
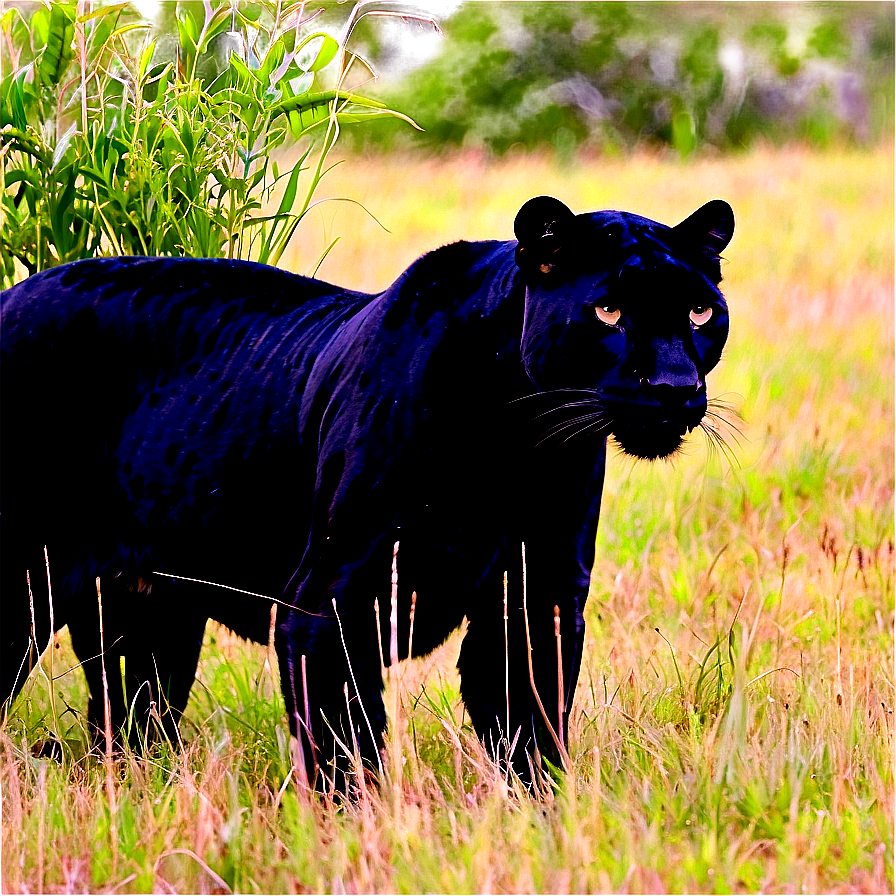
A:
[639, 377, 702, 409]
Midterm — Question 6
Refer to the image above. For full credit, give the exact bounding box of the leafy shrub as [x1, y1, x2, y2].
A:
[355, 2, 894, 156]
[0, 0, 421, 288]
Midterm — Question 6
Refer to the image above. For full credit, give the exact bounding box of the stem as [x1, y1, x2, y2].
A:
[77, 0, 89, 132]
[554, 604, 566, 755]
[390, 541, 402, 794]
[96, 577, 119, 870]
[408, 590, 417, 661]
[43, 548, 60, 749]
[503, 571, 510, 745]
[521, 542, 570, 771]
[331, 598, 382, 776]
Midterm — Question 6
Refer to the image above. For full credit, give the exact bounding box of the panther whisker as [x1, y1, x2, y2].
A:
[703, 402, 747, 446]
[535, 411, 611, 447]
[706, 397, 745, 426]
[700, 423, 720, 458]
[707, 391, 744, 407]
[539, 410, 608, 438]
[532, 399, 604, 421]
[557, 418, 613, 447]
[706, 400, 741, 415]
[704, 404, 743, 421]
[509, 387, 601, 405]
[704, 416, 746, 448]
[546, 412, 612, 442]
[541, 397, 604, 409]
[536, 416, 602, 446]
[698, 419, 741, 470]
[703, 407, 745, 435]
[706, 398, 744, 416]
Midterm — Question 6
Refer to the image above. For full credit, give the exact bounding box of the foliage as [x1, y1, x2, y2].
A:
[356, 1, 894, 156]
[2, 145, 893, 893]
[0, 0, 420, 288]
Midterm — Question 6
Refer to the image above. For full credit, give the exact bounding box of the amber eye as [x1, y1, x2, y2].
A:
[690, 305, 713, 327]
[595, 305, 621, 326]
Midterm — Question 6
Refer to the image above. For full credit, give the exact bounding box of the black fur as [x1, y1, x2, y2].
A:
[1, 197, 733, 787]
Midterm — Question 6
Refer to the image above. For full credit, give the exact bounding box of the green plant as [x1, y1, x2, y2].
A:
[353, 2, 893, 157]
[0, 0, 423, 288]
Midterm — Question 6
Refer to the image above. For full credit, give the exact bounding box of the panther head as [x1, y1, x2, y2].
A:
[514, 195, 734, 460]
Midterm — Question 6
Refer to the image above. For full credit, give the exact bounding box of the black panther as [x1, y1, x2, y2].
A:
[0, 196, 734, 788]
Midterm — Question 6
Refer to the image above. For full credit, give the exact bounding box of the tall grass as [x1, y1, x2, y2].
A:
[2, 144, 892, 893]
[0, 0, 425, 286]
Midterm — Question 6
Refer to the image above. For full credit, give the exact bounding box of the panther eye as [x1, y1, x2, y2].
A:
[689, 305, 713, 327]
[595, 305, 621, 326]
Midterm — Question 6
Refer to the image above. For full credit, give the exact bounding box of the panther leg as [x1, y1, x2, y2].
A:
[277, 606, 386, 795]
[67, 576, 205, 750]
[458, 591, 535, 775]
[68, 602, 128, 749]
[120, 601, 207, 749]
[459, 554, 586, 783]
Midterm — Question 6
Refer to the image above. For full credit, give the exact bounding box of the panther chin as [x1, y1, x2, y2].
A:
[611, 418, 700, 460]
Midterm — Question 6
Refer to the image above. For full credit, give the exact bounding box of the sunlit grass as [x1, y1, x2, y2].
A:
[2, 144, 892, 893]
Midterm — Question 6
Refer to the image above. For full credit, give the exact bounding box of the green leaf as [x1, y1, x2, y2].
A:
[138, 41, 156, 82]
[176, 8, 198, 52]
[198, 5, 232, 55]
[258, 38, 285, 86]
[3, 70, 29, 130]
[111, 23, 151, 38]
[149, 63, 173, 106]
[23, 182, 38, 218]
[224, 88, 259, 111]
[51, 123, 77, 171]
[0, 124, 50, 164]
[271, 90, 390, 117]
[248, 166, 267, 190]
[229, 51, 257, 84]
[179, 121, 195, 158]
[275, 160, 304, 218]
[30, 6, 49, 48]
[75, 0, 130, 24]
[38, 4, 75, 88]
[3, 169, 37, 190]
[103, 146, 119, 184]
[293, 32, 339, 73]
[51, 168, 77, 247]
[286, 109, 302, 138]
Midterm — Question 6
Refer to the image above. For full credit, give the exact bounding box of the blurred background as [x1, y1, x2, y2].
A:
[347, 1, 894, 158]
[128, 1, 894, 161]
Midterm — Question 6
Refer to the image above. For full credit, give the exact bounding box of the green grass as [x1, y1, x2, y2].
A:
[2, 144, 893, 893]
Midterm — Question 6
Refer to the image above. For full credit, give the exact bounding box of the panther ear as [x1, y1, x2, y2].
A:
[514, 196, 575, 272]
[672, 199, 735, 263]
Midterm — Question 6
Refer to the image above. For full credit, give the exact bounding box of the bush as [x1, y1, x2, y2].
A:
[0, 0, 423, 288]
[354, 2, 894, 156]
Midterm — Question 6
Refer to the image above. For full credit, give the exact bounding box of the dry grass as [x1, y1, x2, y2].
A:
[2, 144, 893, 893]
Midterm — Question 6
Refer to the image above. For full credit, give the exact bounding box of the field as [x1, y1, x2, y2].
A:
[2, 144, 893, 893]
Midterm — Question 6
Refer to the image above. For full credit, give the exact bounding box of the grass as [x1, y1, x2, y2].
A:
[2, 144, 893, 893]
